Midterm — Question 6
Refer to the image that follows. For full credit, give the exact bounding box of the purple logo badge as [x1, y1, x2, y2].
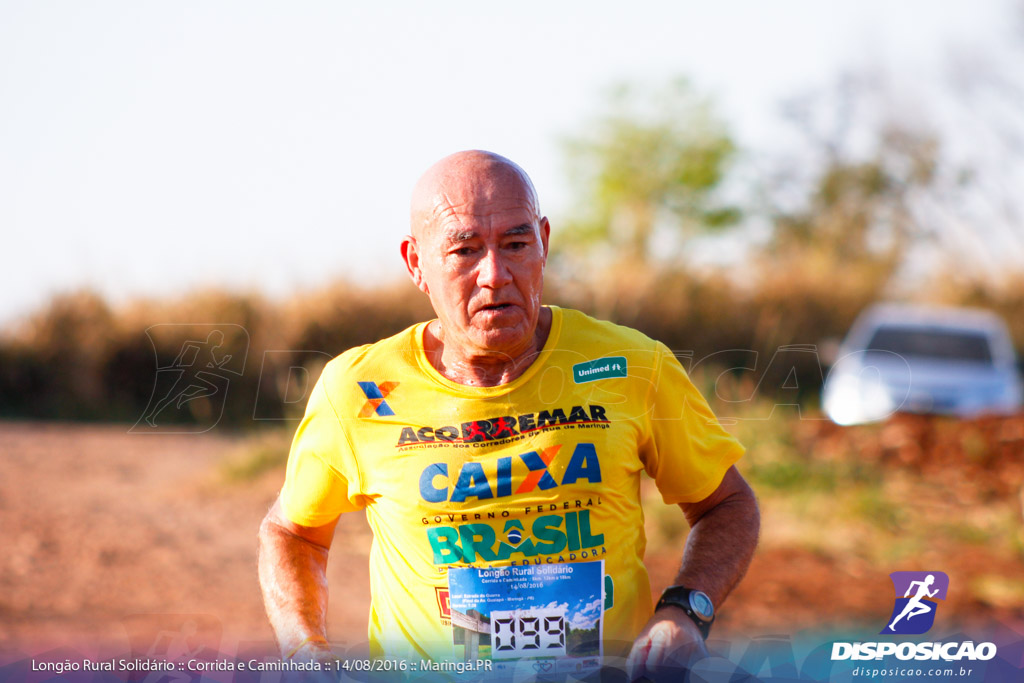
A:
[881, 571, 949, 635]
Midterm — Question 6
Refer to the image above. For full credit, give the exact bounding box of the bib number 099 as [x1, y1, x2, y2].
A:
[490, 608, 567, 659]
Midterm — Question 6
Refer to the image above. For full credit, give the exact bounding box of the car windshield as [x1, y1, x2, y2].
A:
[866, 325, 994, 364]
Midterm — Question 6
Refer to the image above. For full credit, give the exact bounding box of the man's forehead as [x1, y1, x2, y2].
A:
[433, 169, 536, 213]
[421, 187, 538, 246]
[431, 187, 535, 222]
[411, 151, 541, 239]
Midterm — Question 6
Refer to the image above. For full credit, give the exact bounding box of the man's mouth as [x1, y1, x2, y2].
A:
[480, 303, 512, 311]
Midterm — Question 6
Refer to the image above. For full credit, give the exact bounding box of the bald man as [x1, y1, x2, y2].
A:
[258, 151, 759, 680]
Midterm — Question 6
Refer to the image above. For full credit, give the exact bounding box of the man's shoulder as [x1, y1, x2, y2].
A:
[556, 307, 665, 354]
[320, 322, 425, 381]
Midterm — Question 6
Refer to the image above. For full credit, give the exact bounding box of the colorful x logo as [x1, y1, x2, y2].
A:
[357, 381, 399, 417]
[516, 444, 561, 493]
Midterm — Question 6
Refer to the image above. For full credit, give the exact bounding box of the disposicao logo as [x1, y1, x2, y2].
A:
[572, 357, 627, 384]
[831, 570, 998, 663]
[881, 571, 948, 635]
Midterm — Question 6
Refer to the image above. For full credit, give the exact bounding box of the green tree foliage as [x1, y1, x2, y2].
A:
[560, 78, 741, 265]
[768, 77, 942, 275]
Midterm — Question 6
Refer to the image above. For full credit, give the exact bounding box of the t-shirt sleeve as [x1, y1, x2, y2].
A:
[279, 363, 367, 527]
[639, 342, 746, 504]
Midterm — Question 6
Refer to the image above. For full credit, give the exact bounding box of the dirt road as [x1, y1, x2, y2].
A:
[0, 422, 371, 659]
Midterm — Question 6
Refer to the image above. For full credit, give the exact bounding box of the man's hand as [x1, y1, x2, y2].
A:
[626, 606, 708, 681]
[286, 636, 335, 664]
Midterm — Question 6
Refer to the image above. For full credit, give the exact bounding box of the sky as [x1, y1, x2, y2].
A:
[0, 0, 1019, 326]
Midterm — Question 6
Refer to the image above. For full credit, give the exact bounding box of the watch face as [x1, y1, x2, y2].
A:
[689, 591, 714, 620]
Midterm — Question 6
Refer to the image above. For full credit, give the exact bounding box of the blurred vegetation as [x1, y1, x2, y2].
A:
[218, 428, 295, 482]
[1, 75, 1023, 427]
[640, 397, 1024, 619]
[559, 78, 741, 266]
[720, 399, 1024, 565]
[0, 284, 433, 427]
[1, 267, 1020, 428]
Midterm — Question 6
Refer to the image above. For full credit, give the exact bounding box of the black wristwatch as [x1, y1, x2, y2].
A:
[655, 586, 715, 640]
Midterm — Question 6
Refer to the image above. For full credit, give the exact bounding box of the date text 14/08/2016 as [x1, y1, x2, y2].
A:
[338, 659, 494, 674]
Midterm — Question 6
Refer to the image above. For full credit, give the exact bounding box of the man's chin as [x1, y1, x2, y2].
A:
[469, 324, 532, 356]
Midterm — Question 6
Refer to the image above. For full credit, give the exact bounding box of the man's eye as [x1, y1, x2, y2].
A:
[507, 241, 528, 250]
[454, 246, 476, 256]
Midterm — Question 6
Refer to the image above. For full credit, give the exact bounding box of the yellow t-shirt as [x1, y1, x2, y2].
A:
[280, 306, 744, 663]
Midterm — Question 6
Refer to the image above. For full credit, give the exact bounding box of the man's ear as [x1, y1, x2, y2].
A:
[400, 236, 430, 295]
[539, 217, 551, 261]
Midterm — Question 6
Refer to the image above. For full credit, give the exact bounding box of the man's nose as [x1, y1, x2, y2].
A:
[476, 248, 514, 288]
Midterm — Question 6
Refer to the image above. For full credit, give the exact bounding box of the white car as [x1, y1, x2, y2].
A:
[822, 304, 1023, 425]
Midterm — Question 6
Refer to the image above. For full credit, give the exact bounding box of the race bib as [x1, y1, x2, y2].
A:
[447, 561, 604, 677]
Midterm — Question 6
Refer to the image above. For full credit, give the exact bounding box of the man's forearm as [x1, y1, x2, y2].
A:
[674, 472, 760, 607]
[626, 470, 758, 679]
[257, 515, 331, 655]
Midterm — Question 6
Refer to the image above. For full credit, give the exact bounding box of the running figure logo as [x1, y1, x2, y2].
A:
[134, 324, 248, 433]
[881, 571, 949, 635]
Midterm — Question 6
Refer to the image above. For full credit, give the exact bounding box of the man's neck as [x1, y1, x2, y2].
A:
[425, 308, 552, 387]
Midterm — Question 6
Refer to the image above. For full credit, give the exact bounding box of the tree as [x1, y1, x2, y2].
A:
[767, 72, 942, 275]
[559, 78, 741, 267]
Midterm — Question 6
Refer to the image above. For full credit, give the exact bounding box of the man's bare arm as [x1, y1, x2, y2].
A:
[673, 465, 760, 606]
[257, 497, 340, 660]
[627, 466, 759, 679]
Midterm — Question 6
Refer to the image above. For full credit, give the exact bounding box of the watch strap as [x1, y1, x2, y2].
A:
[655, 586, 714, 640]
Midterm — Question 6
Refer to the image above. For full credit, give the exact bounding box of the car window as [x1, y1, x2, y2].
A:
[866, 326, 994, 365]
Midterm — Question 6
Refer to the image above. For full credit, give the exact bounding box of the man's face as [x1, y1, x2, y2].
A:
[404, 167, 550, 357]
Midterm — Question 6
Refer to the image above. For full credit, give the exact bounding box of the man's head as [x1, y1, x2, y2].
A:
[402, 150, 550, 358]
